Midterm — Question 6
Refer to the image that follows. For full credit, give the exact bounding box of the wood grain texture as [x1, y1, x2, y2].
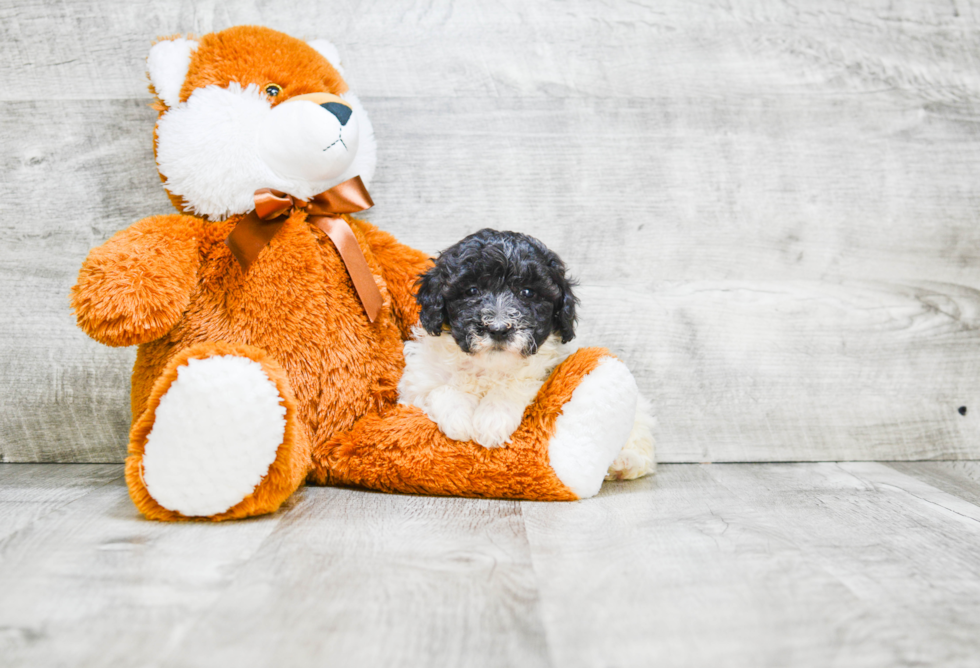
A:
[3, 0, 980, 103]
[887, 460, 980, 506]
[0, 463, 120, 542]
[0, 468, 290, 668]
[368, 97, 980, 288]
[3, 1, 980, 461]
[0, 100, 161, 462]
[156, 489, 549, 668]
[523, 462, 980, 668]
[2, 462, 979, 667]
[577, 280, 980, 462]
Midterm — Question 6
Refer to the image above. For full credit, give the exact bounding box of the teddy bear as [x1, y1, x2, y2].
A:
[70, 25, 647, 521]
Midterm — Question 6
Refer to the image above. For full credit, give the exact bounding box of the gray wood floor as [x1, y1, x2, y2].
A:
[2, 463, 979, 668]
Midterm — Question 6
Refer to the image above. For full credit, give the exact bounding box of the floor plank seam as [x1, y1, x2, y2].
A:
[145, 491, 307, 668]
[518, 501, 559, 668]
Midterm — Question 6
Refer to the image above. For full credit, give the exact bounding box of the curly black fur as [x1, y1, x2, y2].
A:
[415, 229, 578, 356]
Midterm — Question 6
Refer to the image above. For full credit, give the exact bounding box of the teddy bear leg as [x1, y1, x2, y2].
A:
[125, 342, 310, 521]
[540, 349, 641, 498]
[309, 347, 638, 501]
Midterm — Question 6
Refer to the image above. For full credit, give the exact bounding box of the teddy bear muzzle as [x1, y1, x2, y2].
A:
[257, 92, 360, 183]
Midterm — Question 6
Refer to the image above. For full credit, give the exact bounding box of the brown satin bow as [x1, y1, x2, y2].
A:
[225, 176, 382, 323]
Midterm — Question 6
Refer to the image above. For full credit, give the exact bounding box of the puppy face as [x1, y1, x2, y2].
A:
[416, 229, 578, 356]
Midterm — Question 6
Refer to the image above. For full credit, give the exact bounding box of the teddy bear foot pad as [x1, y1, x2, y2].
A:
[548, 357, 640, 498]
[141, 354, 287, 516]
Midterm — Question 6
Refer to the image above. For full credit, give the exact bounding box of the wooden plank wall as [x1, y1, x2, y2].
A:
[2, 0, 980, 462]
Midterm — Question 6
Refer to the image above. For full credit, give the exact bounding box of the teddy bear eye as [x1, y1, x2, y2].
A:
[264, 83, 282, 98]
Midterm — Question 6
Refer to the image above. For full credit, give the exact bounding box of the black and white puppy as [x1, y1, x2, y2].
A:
[419, 228, 576, 357]
[398, 229, 655, 480]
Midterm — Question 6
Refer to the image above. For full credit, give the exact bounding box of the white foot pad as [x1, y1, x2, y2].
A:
[548, 358, 638, 499]
[142, 355, 287, 516]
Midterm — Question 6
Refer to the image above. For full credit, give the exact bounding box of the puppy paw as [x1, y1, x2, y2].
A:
[424, 385, 478, 442]
[471, 398, 525, 448]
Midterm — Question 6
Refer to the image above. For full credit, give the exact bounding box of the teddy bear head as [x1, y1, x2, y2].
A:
[147, 26, 376, 220]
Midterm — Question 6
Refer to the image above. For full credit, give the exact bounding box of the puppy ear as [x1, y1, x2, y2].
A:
[551, 263, 578, 343]
[555, 287, 578, 343]
[415, 266, 448, 336]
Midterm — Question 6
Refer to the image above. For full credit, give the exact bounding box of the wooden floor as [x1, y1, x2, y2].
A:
[0, 463, 978, 667]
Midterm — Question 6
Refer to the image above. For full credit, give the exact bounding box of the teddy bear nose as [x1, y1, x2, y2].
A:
[321, 102, 352, 126]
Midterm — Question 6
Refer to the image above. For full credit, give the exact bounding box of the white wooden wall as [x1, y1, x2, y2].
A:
[3, 0, 980, 463]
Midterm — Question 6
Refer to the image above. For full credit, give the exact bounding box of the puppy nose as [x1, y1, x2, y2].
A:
[486, 323, 512, 341]
[321, 102, 352, 126]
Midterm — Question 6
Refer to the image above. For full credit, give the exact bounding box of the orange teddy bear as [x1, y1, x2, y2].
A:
[71, 26, 645, 521]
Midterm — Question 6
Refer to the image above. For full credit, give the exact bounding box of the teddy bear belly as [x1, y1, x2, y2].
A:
[131, 236, 405, 444]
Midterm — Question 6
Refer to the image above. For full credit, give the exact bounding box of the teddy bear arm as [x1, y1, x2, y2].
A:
[71, 214, 202, 347]
[355, 221, 433, 339]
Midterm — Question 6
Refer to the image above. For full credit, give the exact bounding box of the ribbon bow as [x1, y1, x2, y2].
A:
[225, 176, 382, 323]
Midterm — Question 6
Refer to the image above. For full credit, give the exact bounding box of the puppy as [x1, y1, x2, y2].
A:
[398, 229, 655, 481]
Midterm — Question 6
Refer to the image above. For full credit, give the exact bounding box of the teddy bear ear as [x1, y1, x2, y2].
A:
[307, 39, 345, 76]
[147, 37, 199, 109]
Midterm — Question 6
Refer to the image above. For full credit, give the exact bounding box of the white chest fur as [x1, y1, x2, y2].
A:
[398, 329, 571, 448]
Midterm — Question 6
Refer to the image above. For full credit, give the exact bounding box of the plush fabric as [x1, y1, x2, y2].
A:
[399, 329, 571, 447]
[72, 26, 642, 521]
[141, 353, 288, 516]
[308, 347, 617, 501]
[125, 341, 310, 522]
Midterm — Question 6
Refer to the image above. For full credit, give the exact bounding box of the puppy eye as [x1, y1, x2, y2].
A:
[264, 83, 283, 98]
[519, 288, 536, 299]
[466, 287, 480, 297]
